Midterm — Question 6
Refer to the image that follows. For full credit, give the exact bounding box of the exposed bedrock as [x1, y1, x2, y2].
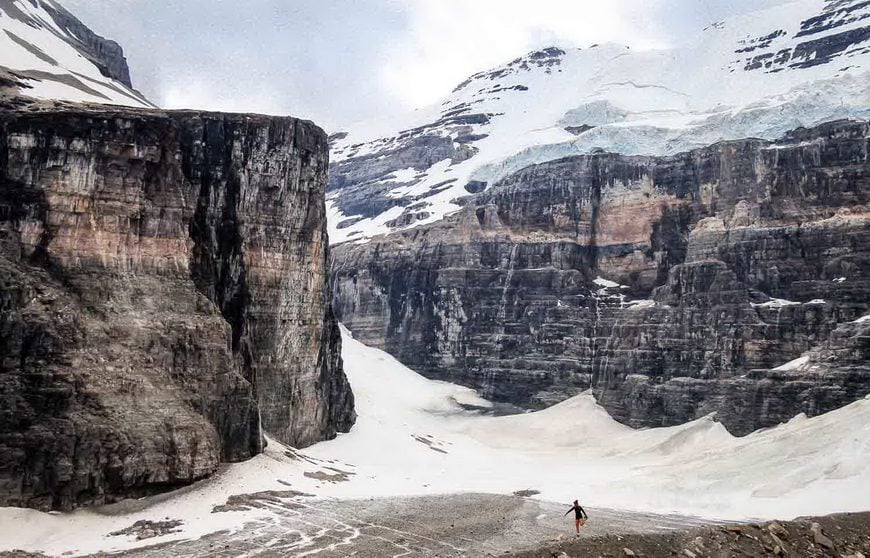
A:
[0, 99, 354, 510]
[331, 119, 870, 435]
[328, 134, 478, 223]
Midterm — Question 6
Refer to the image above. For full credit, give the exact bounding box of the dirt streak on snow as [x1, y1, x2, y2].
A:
[1, 327, 869, 556]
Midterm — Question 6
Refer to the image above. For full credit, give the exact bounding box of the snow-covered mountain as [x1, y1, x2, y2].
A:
[0, 0, 153, 107]
[328, 0, 870, 244]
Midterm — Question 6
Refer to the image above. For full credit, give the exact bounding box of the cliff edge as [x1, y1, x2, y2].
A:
[0, 98, 355, 510]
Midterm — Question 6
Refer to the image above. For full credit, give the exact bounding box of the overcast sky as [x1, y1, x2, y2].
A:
[63, 0, 791, 132]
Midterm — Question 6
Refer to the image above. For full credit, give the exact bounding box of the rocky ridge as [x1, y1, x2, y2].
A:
[331, 119, 870, 435]
[0, 97, 354, 510]
[35, 0, 134, 87]
[0, 0, 153, 107]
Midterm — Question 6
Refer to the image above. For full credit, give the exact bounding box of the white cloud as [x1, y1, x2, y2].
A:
[59, 0, 799, 129]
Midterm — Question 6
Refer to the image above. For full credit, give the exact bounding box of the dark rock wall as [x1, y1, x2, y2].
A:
[0, 100, 354, 510]
[332, 119, 869, 434]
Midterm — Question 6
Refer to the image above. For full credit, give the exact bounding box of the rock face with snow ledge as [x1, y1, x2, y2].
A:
[0, 0, 153, 107]
[0, 97, 355, 510]
[332, 119, 870, 435]
[327, 0, 870, 244]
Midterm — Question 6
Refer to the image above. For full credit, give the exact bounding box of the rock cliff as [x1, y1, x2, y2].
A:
[0, 97, 354, 510]
[332, 119, 869, 435]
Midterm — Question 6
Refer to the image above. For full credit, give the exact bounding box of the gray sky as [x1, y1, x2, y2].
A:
[63, 0, 791, 132]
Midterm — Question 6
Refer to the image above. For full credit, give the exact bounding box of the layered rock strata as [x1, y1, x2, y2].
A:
[0, 98, 354, 510]
[332, 119, 869, 434]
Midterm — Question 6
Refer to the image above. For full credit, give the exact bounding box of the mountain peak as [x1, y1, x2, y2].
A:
[452, 45, 570, 95]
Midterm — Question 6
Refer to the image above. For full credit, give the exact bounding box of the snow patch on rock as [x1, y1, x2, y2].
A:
[752, 298, 801, 308]
[773, 355, 811, 371]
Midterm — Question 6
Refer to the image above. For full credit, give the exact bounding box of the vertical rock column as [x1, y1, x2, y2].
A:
[181, 112, 355, 448]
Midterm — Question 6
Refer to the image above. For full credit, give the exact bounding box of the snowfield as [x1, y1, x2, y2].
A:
[2, 328, 869, 556]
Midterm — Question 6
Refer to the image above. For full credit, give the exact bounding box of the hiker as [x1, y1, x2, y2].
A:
[564, 499, 588, 534]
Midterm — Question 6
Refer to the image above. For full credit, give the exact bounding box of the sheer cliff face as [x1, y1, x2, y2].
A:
[332, 119, 870, 435]
[0, 99, 354, 510]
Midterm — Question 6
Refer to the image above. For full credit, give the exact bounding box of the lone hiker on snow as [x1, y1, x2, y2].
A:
[564, 499, 588, 534]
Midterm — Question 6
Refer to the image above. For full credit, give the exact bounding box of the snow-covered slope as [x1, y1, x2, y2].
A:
[0, 0, 154, 107]
[3, 328, 869, 555]
[328, 0, 870, 243]
[314, 329, 870, 520]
